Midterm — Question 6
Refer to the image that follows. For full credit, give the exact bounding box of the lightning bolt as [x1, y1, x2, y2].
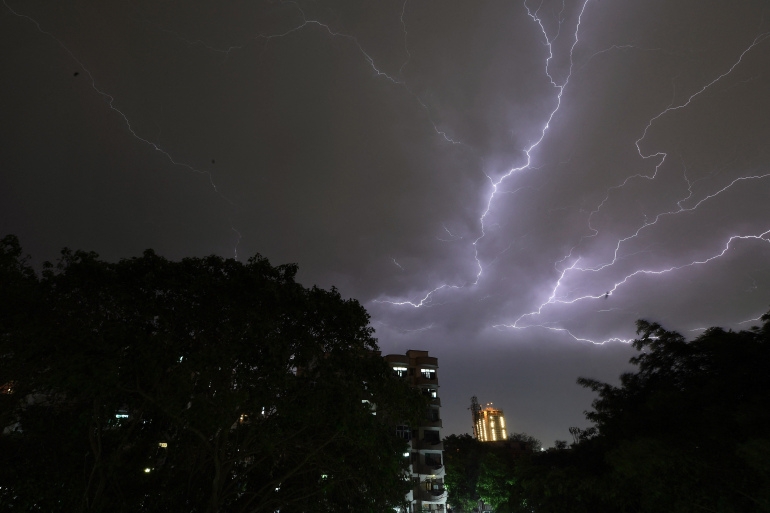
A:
[133, 0, 461, 144]
[9, 0, 768, 343]
[231, 227, 242, 260]
[378, 0, 593, 307]
[2, 0, 232, 203]
[5, 0, 462, 261]
[498, 28, 770, 343]
[381, 1, 770, 344]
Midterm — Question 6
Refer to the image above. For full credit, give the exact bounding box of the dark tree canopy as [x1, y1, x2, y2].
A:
[573, 317, 770, 512]
[443, 434, 484, 512]
[0, 235, 424, 513]
[448, 312, 770, 513]
[443, 433, 539, 513]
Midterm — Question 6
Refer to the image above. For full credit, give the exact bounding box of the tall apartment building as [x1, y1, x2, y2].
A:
[470, 397, 508, 442]
[384, 350, 447, 513]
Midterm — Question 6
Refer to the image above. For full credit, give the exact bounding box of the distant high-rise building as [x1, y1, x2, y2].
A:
[471, 400, 507, 442]
[384, 350, 446, 513]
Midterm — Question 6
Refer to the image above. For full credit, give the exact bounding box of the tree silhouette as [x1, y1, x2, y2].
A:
[0, 235, 424, 512]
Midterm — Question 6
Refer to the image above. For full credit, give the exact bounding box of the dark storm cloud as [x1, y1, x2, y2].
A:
[2, 0, 769, 444]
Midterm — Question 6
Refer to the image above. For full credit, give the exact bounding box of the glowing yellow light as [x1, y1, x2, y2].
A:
[144, 468, 152, 473]
[158, 442, 168, 448]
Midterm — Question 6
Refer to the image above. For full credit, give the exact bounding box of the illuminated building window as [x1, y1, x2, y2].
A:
[420, 369, 436, 380]
[393, 366, 408, 377]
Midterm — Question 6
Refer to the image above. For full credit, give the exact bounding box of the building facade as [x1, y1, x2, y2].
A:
[471, 398, 507, 442]
[384, 350, 447, 513]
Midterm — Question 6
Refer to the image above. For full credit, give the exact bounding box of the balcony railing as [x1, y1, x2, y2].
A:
[417, 439, 443, 451]
[415, 488, 448, 502]
[414, 463, 445, 477]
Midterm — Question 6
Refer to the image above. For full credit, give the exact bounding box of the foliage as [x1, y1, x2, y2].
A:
[477, 452, 516, 513]
[443, 434, 483, 512]
[472, 313, 770, 512]
[575, 317, 770, 512]
[443, 433, 539, 512]
[0, 235, 425, 513]
[508, 432, 541, 452]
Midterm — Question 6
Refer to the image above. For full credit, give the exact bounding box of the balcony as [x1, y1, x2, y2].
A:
[416, 374, 438, 385]
[415, 488, 448, 502]
[417, 439, 444, 451]
[414, 463, 445, 477]
[419, 507, 446, 513]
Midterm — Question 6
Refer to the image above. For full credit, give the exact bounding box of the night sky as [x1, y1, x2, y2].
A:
[3, 0, 770, 446]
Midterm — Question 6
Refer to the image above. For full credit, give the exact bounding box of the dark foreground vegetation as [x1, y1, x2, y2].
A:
[445, 313, 770, 512]
[0, 235, 425, 512]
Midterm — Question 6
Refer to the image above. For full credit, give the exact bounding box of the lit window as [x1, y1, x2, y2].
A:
[420, 369, 436, 380]
[158, 442, 168, 448]
[392, 366, 408, 377]
[144, 468, 152, 473]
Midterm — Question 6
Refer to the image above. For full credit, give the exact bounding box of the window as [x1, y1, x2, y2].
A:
[396, 425, 411, 441]
[393, 366, 408, 377]
[420, 368, 436, 380]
